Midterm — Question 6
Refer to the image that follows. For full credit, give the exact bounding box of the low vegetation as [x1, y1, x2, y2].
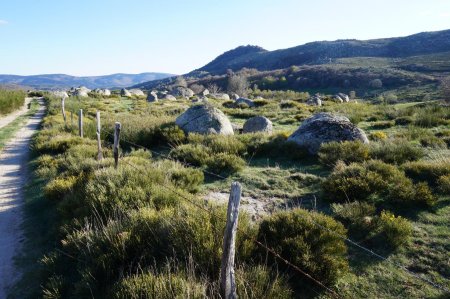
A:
[0, 89, 26, 115]
[15, 89, 450, 298]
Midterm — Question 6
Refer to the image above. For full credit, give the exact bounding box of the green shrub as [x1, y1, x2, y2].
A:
[318, 141, 369, 166]
[44, 176, 78, 201]
[206, 152, 246, 175]
[369, 131, 387, 141]
[419, 135, 447, 149]
[379, 211, 413, 249]
[395, 116, 413, 126]
[369, 140, 424, 164]
[170, 144, 211, 167]
[438, 174, 450, 194]
[279, 100, 296, 109]
[402, 161, 450, 186]
[322, 160, 429, 205]
[414, 105, 449, 128]
[188, 133, 247, 156]
[256, 209, 348, 285]
[253, 99, 269, 107]
[370, 120, 394, 129]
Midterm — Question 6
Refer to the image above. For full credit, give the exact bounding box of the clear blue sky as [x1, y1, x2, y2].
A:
[1, 0, 449, 76]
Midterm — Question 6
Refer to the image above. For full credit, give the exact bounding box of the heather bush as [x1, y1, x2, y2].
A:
[206, 152, 246, 175]
[322, 160, 434, 205]
[379, 211, 413, 249]
[256, 209, 348, 285]
[402, 160, 450, 186]
[438, 174, 450, 194]
[331, 201, 376, 226]
[318, 141, 369, 166]
[369, 140, 424, 164]
[369, 131, 387, 141]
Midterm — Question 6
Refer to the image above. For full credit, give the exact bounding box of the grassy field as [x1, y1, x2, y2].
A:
[14, 92, 450, 298]
[0, 89, 26, 115]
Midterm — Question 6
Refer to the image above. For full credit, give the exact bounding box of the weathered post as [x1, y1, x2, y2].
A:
[220, 182, 242, 299]
[78, 109, 83, 137]
[61, 97, 67, 125]
[96, 111, 103, 160]
[113, 122, 121, 168]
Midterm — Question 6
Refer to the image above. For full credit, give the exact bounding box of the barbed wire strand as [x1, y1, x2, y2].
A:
[117, 156, 340, 298]
[101, 125, 449, 294]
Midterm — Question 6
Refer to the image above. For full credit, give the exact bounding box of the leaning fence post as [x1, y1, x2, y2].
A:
[96, 111, 103, 160]
[61, 97, 67, 125]
[220, 182, 242, 299]
[113, 122, 121, 168]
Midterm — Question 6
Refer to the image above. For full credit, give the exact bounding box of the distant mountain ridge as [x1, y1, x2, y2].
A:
[0, 72, 175, 90]
[192, 29, 450, 75]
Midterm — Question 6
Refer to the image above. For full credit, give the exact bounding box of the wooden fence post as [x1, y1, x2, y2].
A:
[61, 97, 66, 125]
[78, 109, 83, 137]
[220, 182, 242, 299]
[113, 122, 121, 168]
[96, 111, 103, 160]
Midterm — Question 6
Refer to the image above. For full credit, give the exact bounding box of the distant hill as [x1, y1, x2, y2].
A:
[192, 29, 450, 75]
[0, 72, 175, 90]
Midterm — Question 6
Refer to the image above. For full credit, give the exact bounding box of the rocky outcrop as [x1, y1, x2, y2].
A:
[93, 88, 111, 96]
[337, 93, 350, 102]
[235, 97, 255, 107]
[243, 116, 273, 133]
[288, 113, 369, 154]
[175, 105, 234, 135]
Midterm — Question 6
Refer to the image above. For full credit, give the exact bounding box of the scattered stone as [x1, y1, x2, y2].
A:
[121, 88, 132, 97]
[243, 116, 273, 134]
[147, 91, 158, 102]
[307, 95, 322, 106]
[231, 93, 240, 100]
[331, 95, 344, 103]
[201, 89, 210, 96]
[52, 90, 69, 98]
[93, 88, 111, 96]
[337, 93, 350, 102]
[72, 89, 89, 97]
[235, 97, 256, 107]
[129, 89, 145, 97]
[171, 86, 194, 98]
[163, 94, 177, 101]
[288, 112, 369, 154]
[211, 93, 230, 101]
[175, 104, 234, 135]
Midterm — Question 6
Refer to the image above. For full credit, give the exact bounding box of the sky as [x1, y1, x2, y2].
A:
[1, 0, 450, 76]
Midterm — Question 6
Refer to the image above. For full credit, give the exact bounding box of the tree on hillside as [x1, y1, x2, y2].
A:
[206, 83, 221, 94]
[441, 76, 450, 103]
[227, 74, 249, 96]
[369, 79, 383, 89]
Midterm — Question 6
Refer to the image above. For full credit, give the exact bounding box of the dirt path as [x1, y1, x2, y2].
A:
[0, 99, 45, 298]
[0, 98, 32, 130]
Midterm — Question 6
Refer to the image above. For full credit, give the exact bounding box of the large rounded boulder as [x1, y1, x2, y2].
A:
[243, 116, 273, 134]
[288, 113, 369, 154]
[121, 88, 132, 97]
[175, 105, 234, 135]
[171, 86, 194, 98]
